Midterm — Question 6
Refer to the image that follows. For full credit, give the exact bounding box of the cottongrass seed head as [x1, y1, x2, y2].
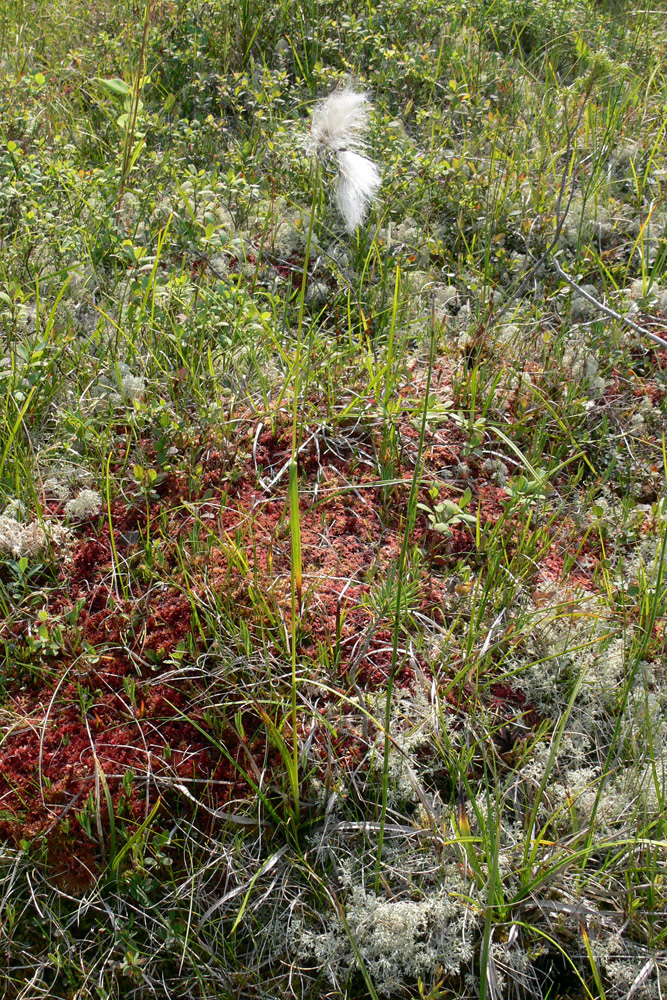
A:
[310, 86, 372, 154]
[310, 85, 381, 233]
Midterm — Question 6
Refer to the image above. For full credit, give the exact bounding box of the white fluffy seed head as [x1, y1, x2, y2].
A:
[336, 149, 382, 232]
[309, 85, 381, 231]
[310, 86, 371, 154]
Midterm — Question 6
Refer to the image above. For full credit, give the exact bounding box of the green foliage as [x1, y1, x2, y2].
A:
[471, 0, 601, 71]
[417, 486, 476, 536]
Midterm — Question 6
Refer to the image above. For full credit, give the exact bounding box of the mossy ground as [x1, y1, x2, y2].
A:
[1, 1, 666, 997]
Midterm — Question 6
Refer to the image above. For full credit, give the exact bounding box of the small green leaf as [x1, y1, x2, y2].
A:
[34, 72, 46, 86]
[98, 76, 131, 96]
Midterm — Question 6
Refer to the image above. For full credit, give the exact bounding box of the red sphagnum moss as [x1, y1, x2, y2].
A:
[1, 406, 548, 882]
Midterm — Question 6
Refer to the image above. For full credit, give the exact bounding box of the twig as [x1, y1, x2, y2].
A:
[552, 258, 667, 348]
[40, 782, 93, 838]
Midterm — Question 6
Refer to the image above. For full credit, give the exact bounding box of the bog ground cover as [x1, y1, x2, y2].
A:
[1, 0, 666, 997]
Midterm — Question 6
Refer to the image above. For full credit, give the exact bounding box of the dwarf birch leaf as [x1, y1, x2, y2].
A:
[98, 77, 131, 97]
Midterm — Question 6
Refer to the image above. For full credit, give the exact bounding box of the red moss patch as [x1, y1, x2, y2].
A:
[0, 388, 591, 878]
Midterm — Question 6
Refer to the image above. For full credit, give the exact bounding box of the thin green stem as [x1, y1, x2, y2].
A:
[287, 163, 319, 826]
[116, 0, 152, 223]
[375, 297, 438, 888]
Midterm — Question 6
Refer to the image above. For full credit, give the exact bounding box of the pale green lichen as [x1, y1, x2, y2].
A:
[292, 883, 475, 995]
[64, 488, 102, 520]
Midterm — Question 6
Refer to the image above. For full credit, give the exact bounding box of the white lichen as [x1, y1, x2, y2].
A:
[91, 362, 146, 405]
[64, 489, 102, 521]
[41, 477, 72, 501]
[0, 514, 68, 559]
[2, 498, 26, 521]
[120, 373, 146, 401]
[292, 884, 474, 995]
